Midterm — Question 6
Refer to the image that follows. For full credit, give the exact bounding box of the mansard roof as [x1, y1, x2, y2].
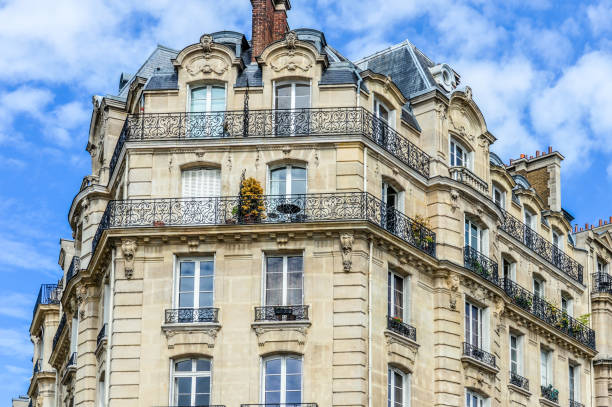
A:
[116, 45, 179, 98]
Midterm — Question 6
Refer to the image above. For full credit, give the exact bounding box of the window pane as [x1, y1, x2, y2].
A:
[286, 390, 302, 404]
[295, 84, 310, 109]
[177, 395, 190, 407]
[175, 360, 192, 372]
[287, 289, 302, 305]
[288, 256, 303, 272]
[180, 262, 195, 277]
[275, 84, 292, 110]
[286, 373, 301, 390]
[199, 292, 213, 308]
[176, 376, 191, 393]
[265, 391, 281, 404]
[210, 86, 226, 111]
[265, 374, 281, 391]
[195, 376, 210, 393]
[200, 260, 214, 276]
[286, 357, 301, 374]
[196, 359, 210, 372]
[178, 293, 194, 308]
[190, 88, 207, 112]
[266, 358, 282, 375]
[195, 394, 210, 406]
[270, 168, 287, 195]
[200, 275, 214, 291]
[291, 167, 307, 195]
[180, 276, 194, 292]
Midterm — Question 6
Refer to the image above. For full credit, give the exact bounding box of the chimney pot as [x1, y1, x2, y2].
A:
[530, 155, 534, 159]
[600, 219, 604, 227]
[251, 0, 290, 62]
[536, 150, 540, 157]
[548, 146, 553, 154]
[520, 154, 525, 158]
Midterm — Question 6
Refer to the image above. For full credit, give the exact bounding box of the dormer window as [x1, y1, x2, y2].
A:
[275, 81, 310, 110]
[524, 208, 537, 230]
[450, 138, 471, 169]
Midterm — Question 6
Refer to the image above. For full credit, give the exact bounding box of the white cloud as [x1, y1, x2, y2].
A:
[0, 329, 31, 357]
[587, 0, 612, 34]
[0, 293, 32, 320]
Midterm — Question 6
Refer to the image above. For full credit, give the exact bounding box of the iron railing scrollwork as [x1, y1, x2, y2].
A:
[52, 313, 67, 351]
[569, 400, 585, 407]
[449, 166, 488, 193]
[509, 371, 529, 391]
[462, 342, 496, 368]
[97, 324, 107, 347]
[66, 257, 81, 286]
[33, 284, 61, 317]
[592, 272, 612, 294]
[107, 107, 431, 181]
[502, 278, 595, 349]
[91, 193, 437, 259]
[464, 246, 499, 285]
[387, 316, 416, 341]
[540, 385, 559, 403]
[500, 209, 583, 284]
[165, 308, 219, 324]
[254, 305, 309, 322]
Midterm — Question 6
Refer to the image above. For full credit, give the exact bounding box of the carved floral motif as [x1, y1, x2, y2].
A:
[340, 233, 354, 272]
[185, 55, 229, 76]
[121, 239, 137, 279]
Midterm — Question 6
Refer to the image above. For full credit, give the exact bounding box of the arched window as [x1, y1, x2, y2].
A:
[270, 165, 307, 196]
[182, 168, 220, 198]
[450, 137, 471, 169]
[172, 358, 212, 407]
[388, 366, 410, 407]
[262, 355, 302, 404]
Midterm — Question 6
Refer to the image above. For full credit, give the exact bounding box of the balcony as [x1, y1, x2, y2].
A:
[61, 352, 77, 384]
[540, 385, 559, 403]
[500, 209, 583, 284]
[592, 272, 612, 294]
[502, 278, 595, 349]
[32, 284, 61, 317]
[96, 323, 107, 348]
[92, 192, 436, 259]
[52, 313, 66, 351]
[386, 316, 416, 342]
[462, 342, 496, 369]
[255, 305, 309, 322]
[449, 166, 488, 193]
[165, 308, 219, 324]
[569, 400, 585, 407]
[463, 246, 499, 285]
[509, 371, 529, 392]
[109, 107, 431, 180]
[65, 256, 81, 286]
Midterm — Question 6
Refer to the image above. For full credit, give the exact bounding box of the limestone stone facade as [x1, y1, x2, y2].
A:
[21, 1, 609, 407]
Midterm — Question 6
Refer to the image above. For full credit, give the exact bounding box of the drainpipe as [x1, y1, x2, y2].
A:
[368, 239, 373, 407]
[123, 154, 129, 200]
[353, 66, 363, 108]
[104, 247, 116, 407]
[587, 247, 595, 407]
[363, 147, 368, 193]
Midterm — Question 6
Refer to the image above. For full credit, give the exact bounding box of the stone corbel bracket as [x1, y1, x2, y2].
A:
[340, 233, 354, 272]
[162, 323, 221, 350]
[252, 321, 311, 355]
[121, 239, 137, 279]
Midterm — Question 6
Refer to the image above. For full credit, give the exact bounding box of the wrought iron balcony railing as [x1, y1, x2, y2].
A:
[241, 404, 318, 407]
[165, 308, 219, 324]
[108, 107, 431, 179]
[502, 278, 595, 349]
[52, 313, 67, 351]
[570, 400, 585, 407]
[449, 166, 488, 193]
[541, 385, 559, 403]
[255, 305, 309, 322]
[464, 246, 499, 285]
[66, 256, 81, 286]
[387, 316, 416, 341]
[509, 371, 529, 391]
[462, 342, 496, 368]
[92, 193, 436, 259]
[500, 209, 583, 284]
[97, 323, 107, 347]
[33, 284, 61, 317]
[33, 358, 42, 375]
[592, 272, 612, 294]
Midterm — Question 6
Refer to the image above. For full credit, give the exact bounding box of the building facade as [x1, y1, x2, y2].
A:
[21, 1, 611, 406]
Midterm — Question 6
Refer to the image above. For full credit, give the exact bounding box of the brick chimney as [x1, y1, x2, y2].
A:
[251, 0, 291, 62]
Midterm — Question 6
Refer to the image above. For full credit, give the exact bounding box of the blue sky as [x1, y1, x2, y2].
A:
[1, 0, 612, 400]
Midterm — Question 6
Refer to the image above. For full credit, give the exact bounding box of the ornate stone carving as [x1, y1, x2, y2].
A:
[121, 239, 137, 279]
[340, 233, 354, 272]
[200, 34, 213, 53]
[465, 86, 473, 100]
[447, 273, 460, 310]
[188, 238, 199, 252]
[450, 188, 460, 212]
[269, 46, 314, 73]
[383, 75, 393, 92]
[285, 30, 298, 52]
[185, 56, 229, 76]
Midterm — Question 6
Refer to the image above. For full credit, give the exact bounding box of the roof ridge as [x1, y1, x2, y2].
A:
[354, 39, 413, 65]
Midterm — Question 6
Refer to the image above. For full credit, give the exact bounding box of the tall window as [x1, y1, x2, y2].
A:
[176, 258, 214, 309]
[509, 334, 522, 375]
[465, 219, 483, 252]
[561, 294, 573, 317]
[465, 390, 485, 407]
[450, 138, 470, 168]
[524, 208, 537, 230]
[189, 85, 226, 137]
[263, 355, 302, 404]
[533, 277, 544, 298]
[275, 82, 310, 110]
[265, 255, 303, 306]
[382, 182, 400, 232]
[172, 358, 211, 407]
[502, 258, 515, 282]
[465, 301, 482, 348]
[70, 316, 79, 355]
[492, 186, 505, 209]
[388, 367, 409, 407]
[270, 166, 307, 196]
[540, 349, 552, 386]
[182, 168, 221, 198]
[98, 373, 105, 407]
[569, 364, 579, 402]
[388, 271, 408, 321]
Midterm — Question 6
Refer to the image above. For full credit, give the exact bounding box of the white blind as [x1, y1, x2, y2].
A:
[182, 168, 220, 197]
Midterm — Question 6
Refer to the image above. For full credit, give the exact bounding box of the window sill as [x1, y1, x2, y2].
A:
[461, 355, 499, 375]
[251, 320, 311, 329]
[508, 383, 531, 398]
[161, 322, 221, 331]
[539, 397, 560, 407]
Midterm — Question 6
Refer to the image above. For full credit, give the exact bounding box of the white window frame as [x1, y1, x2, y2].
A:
[261, 355, 303, 404]
[552, 229, 564, 250]
[187, 84, 227, 113]
[374, 98, 394, 128]
[561, 294, 574, 317]
[524, 208, 537, 230]
[465, 300, 485, 349]
[173, 257, 215, 309]
[533, 277, 544, 298]
[540, 348, 553, 387]
[98, 373, 105, 407]
[388, 270, 410, 322]
[465, 389, 486, 407]
[492, 185, 505, 209]
[388, 366, 411, 407]
[509, 333, 524, 375]
[70, 316, 79, 354]
[502, 258, 516, 282]
[382, 181, 404, 212]
[450, 137, 472, 169]
[465, 218, 487, 254]
[170, 358, 212, 407]
[268, 165, 308, 196]
[273, 80, 311, 110]
[262, 254, 304, 306]
[569, 363, 580, 402]
[103, 283, 110, 324]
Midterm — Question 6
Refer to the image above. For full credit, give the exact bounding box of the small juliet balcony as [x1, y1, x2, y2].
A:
[463, 246, 499, 285]
[165, 308, 219, 324]
[386, 316, 416, 342]
[449, 166, 488, 194]
[61, 352, 77, 384]
[569, 400, 585, 407]
[509, 370, 529, 393]
[254, 305, 309, 322]
[540, 384, 559, 404]
[592, 272, 612, 294]
[110, 107, 431, 179]
[499, 209, 583, 284]
[32, 284, 61, 318]
[462, 342, 496, 370]
[65, 256, 81, 287]
[52, 313, 66, 351]
[96, 323, 107, 348]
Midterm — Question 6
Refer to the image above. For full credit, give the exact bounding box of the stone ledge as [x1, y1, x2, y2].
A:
[539, 397, 560, 407]
[461, 355, 499, 375]
[508, 383, 531, 398]
[251, 321, 311, 355]
[161, 323, 221, 349]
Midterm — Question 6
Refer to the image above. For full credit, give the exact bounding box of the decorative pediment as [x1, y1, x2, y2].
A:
[185, 54, 230, 77]
[449, 91, 495, 145]
[162, 324, 221, 349]
[258, 31, 328, 73]
[252, 321, 310, 355]
[173, 34, 244, 75]
[269, 51, 313, 73]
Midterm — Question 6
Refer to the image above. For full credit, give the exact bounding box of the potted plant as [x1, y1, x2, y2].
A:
[239, 177, 266, 223]
[153, 220, 165, 227]
[411, 214, 434, 246]
[391, 316, 402, 323]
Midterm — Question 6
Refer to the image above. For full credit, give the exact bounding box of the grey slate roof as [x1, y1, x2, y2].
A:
[116, 45, 178, 98]
[144, 72, 179, 91]
[235, 63, 263, 87]
[401, 107, 421, 132]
